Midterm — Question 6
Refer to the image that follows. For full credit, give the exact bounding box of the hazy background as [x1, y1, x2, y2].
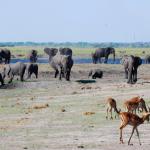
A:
[0, 0, 149, 42]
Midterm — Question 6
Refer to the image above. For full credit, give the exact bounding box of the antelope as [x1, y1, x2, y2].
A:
[106, 97, 120, 120]
[124, 96, 147, 114]
[119, 112, 150, 145]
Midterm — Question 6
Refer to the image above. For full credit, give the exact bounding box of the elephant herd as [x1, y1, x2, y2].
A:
[0, 47, 149, 86]
[0, 48, 74, 86]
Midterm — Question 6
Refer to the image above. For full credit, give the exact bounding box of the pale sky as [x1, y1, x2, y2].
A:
[0, 0, 150, 42]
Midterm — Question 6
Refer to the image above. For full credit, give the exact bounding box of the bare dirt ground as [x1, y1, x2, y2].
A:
[0, 64, 150, 150]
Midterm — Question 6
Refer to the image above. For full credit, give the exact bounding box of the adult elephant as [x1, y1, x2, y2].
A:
[44, 48, 73, 81]
[91, 47, 115, 64]
[145, 55, 150, 64]
[121, 55, 142, 84]
[59, 48, 73, 57]
[27, 49, 38, 63]
[0, 49, 11, 64]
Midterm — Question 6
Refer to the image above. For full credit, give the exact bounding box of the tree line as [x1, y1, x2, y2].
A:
[0, 42, 150, 48]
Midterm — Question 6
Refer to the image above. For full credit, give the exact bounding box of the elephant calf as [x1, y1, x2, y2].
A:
[26, 63, 38, 79]
[4, 62, 26, 83]
[88, 69, 103, 79]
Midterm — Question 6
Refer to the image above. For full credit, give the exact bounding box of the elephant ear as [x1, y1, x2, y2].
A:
[44, 48, 51, 55]
[134, 56, 142, 66]
[44, 48, 58, 57]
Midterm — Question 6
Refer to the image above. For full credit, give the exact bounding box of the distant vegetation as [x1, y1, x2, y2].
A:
[1, 42, 150, 48]
[0, 42, 149, 58]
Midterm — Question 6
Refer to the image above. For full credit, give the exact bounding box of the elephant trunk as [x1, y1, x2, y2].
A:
[113, 51, 115, 62]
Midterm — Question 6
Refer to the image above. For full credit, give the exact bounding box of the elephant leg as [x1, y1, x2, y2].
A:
[127, 70, 133, 84]
[133, 69, 137, 83]
[104, 57, 108, 63]
[8, 74, 14, 83]
[0, 75, 4, 85]
[66, 69, 71, 81]
[92, 75, 96, 79]
[20, 74, 24, 81]
[20, 67, 26, 81]
[55, 69, 59, 78]
[125, 69, 128, 79]
[59, 67, 63, 80]
[35, 71, 38, 78]
[61, 68, 65, 78]
[27, 72, 32, 79]
[98, 58, 102, 63]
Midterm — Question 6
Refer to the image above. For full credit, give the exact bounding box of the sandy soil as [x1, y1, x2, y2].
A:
[0, 64, 150, 150]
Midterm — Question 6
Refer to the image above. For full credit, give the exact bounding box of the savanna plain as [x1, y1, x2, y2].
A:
[0, 47, 150, 150]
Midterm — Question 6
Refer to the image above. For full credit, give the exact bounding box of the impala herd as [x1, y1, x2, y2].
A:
[106, 96, 150, 145]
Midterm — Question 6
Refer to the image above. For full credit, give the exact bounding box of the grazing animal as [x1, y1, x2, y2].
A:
[88, 69, 103, 79]
[44, 48, 73, 81]
[4, 62, 26, 83]
[27, 49, 38, 63]
[0, 49, 11, 64]
[26, 63, 38, 79]
[121, 55, 142, 84]
[91, 47, 115, 64]
[124, 96, 148, 114]
[119, 112, 150, 145]
[106, 97, 120, 120]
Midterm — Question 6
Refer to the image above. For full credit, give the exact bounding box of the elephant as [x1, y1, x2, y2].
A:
[44, 49, 73, 81]
[88, 69, 103, 79]
[59, 48, 73, 57]
[4, 62, 26, 83]
[26, 63, 38, 79]
[121, 55, 142, 84]
[145, 55, 150, 64]
[91, 47, 115, 64]
[27, 49, 38, 63]
[0, 49, 11, 64]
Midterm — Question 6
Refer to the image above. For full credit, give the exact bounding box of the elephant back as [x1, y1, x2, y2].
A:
[95, 48, 107, 57]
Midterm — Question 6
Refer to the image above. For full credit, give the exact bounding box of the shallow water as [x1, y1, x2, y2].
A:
[10, 57, 146, 64]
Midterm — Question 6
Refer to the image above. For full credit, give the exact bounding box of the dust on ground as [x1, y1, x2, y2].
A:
[0, 64, 150, 150]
